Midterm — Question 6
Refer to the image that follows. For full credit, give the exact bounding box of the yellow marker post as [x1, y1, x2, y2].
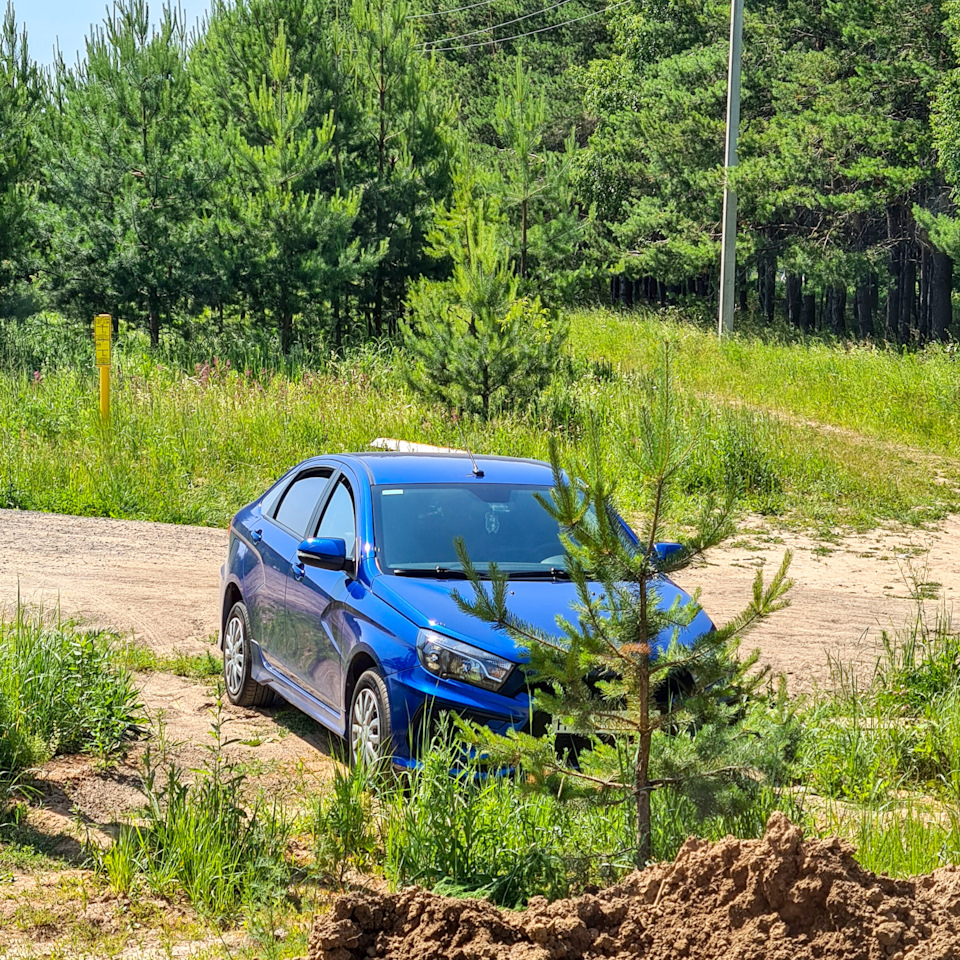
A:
[94, 314, 111, 426]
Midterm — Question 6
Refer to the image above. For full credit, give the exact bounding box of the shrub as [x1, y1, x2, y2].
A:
[404, 199, 567, 420]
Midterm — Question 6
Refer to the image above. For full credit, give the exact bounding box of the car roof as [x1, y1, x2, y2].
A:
[322, 452, 555, 486]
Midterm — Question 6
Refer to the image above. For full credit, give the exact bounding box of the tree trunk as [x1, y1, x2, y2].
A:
[855, 276, 874, 339]
[738, 266, 749, 314]
[802, 290, 816, 333]
[760, 251, 776, 325]
[786, 274, 802, 327]
[828, 285, 846, 336]
[930, 248, 953, 341]
[520, 197, 528, 279]
[900, 249, 916, 344]
[635, 729, 652, 866]
[148, 288, 160, 348]
[635, 580, 653, 866]
[886, 207, 902, 342]
[918, 249, 929, 343]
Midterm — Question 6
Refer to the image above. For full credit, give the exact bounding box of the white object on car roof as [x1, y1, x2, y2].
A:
[370, 437, 467, 454]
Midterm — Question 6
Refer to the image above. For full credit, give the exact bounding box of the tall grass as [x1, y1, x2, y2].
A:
[823, 804, 960, 878]
[571, 309, 960, 459]
[96, 710, 290, 924]
[794, 600, 960, 805]
[311, 729, 800, 906]
[1, 312, 954, 529]
[0, 602, 143, 772]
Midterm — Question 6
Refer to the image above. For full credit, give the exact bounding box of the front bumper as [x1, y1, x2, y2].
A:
[384, 664, 531, 768]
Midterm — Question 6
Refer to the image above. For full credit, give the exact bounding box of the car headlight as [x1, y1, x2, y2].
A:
[416, 629, 513, 692]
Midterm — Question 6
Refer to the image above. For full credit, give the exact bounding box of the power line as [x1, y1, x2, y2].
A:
[408, 0, 503, 20]
[418, 0, 581, 47]
[420, 0, 632, 52]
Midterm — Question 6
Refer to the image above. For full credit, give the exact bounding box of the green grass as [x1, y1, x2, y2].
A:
[829, 805, 960, 877]
[2, 309, 958, 531]
[570, 309, 960, 457]
[95, 710, 291, 925]
[793, 600, 960, 807]
[117, 641, 222, 680]
[310, 728, 800, 906]
[0, 604, 144, 775]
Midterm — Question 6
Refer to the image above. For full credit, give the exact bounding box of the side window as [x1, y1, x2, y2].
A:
[315, 481, 356, 556]
[273, 472, 331, 538]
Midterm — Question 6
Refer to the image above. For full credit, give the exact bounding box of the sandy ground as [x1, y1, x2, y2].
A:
[673, 513, 960, 688]
[1, 510, 228, 657]
[3, 506, 959, 690]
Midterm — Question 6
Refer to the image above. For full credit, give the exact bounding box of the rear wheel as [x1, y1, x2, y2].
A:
[223, 601, 275, 708]
[347, 669, 392, 767]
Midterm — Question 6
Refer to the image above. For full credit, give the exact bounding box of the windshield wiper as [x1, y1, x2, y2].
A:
[506, 568, 571, 581]
[390, 566, 472, 579]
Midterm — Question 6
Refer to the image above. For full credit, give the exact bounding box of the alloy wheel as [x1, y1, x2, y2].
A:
[223, 615, 245, 697]
[351, 687, 381, 766]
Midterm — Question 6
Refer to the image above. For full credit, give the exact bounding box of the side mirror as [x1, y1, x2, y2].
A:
[653, 541, 684, 564]
[297, 537, 347, 571]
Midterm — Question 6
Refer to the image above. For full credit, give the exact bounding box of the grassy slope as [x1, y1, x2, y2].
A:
[1, 308, 958, 530]
[572, 310, 960, 456]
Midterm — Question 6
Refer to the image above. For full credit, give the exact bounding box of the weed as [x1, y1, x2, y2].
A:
[1, 310, 958, 532]
[93, 706, 291, 924]
[794, 596, 960, 806]
[0, 603, 143, 773]
[312, 762, 379, 887]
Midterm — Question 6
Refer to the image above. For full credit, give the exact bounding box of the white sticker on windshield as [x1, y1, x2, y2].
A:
[381, 489, 404, 496]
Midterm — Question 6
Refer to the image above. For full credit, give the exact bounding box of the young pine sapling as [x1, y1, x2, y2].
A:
[453, 364, 793, 864]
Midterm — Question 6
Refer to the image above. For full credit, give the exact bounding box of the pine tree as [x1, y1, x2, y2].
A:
[44, 0, 201, 344]
[490, 56, 585, 297]
[454, 359, 793, 864]
[404, 194, 567, 419]
[224, 23, 369, 352]
[0, 4, 42, 314]
[345, 0, 456, 335]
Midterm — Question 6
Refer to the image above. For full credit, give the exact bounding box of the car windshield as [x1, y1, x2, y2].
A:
[372, 483, 580, 576]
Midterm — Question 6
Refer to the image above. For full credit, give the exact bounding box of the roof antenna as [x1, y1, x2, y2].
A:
[453, 412, 484, 477]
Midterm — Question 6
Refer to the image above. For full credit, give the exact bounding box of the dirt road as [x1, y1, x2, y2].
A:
[3, 507, 960, 687]
[1, 508, 227, 656]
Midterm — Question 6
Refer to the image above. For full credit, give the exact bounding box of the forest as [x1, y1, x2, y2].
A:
[2, 0, 960, 349]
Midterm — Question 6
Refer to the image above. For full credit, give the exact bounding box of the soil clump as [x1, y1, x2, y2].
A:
[308, 813, 960, 960]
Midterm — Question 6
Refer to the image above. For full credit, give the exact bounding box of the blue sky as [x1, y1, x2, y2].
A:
[16, 1, 211, 68]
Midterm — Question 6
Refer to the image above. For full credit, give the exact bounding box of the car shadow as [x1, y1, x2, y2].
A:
[267, 703, 344, 761]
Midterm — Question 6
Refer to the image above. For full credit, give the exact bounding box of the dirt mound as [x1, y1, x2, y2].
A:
[308, 813, 960, 960]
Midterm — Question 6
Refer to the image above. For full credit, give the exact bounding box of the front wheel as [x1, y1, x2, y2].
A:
[222, 601, 275, 708]
[347, 669, 392, 767]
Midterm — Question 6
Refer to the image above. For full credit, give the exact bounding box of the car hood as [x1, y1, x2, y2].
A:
[371, 573, 715, 663]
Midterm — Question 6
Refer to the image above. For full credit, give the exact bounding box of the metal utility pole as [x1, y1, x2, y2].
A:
[717, 0, 744, 337]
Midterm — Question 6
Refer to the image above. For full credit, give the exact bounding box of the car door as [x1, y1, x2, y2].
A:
[283, 475, 359, 711]
[256, 468, 333, 679]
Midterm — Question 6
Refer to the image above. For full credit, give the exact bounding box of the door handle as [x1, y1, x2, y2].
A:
[251, 528, 262, 544]
[293, 562, 305, 582]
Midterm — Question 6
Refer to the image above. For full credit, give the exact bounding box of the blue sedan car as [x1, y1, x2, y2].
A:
[219, 451, 714, 767]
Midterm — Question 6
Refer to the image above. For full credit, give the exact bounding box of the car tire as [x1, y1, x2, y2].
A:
[347, 668, 392, 767]
[222, 601, 276, 708]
